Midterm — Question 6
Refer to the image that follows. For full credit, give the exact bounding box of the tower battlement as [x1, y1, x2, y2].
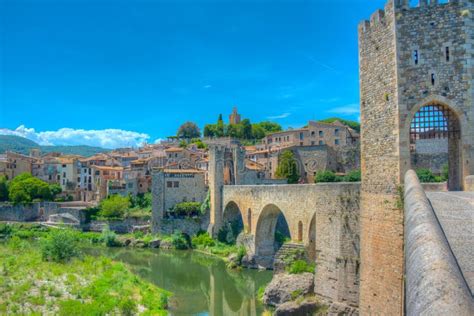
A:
[359, 0, 467, 33]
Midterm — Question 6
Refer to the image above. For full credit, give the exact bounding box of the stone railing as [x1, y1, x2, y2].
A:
[404, 170, 474, 315]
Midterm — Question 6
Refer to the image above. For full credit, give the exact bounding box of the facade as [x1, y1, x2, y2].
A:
[0, 152, 37, 180]
[151, 168, 208, 229]
[260, 120, 359, 150]
[358, 0, 474, 314]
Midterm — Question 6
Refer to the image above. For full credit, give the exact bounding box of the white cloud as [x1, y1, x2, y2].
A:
[327, 103, 360, 115]
[0, 125, 150, 149]
[203, 84, 212, 89]
[267, 112, 292, 120]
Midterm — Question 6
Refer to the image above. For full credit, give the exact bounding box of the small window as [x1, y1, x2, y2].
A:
[311, 141, 315, 145]
[299, 132, 304, 140]
[167, 181, 172, 188]
[445, 47, 450, 62]
[319, 140, 324, 145]
[335, 128, 339, 136]
[173, 181, 179, 188]
[413, 50, 419, 65]
[431, 73, 436, 86]
[319, 131, 323, 137]
[335, 139, 340, 145]
[311, 131, 315, 136]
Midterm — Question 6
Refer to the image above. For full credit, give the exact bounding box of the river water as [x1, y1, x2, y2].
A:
[95, 248, 273, 316]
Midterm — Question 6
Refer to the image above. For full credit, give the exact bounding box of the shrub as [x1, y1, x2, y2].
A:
[275, 150, 300, 184]
[119, 298, 137, 316]
[441, 164, 449, 181]
[344, 169, 361, 182]
[192, 232, 215, 248]
[0, 223, 13, 239]
[172, 202, 202, 217]
[100, 226, 119, 247]
[41, 228, 80, 263]
[315, 170, 337, 183]
[287, 260, 315, 274]
[237, 246, 246, 264]
[99, 195, 130, 219]
[416, 168, 436, 183]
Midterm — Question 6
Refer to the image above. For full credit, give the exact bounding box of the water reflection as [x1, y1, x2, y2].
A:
[94, 248, 272, 316]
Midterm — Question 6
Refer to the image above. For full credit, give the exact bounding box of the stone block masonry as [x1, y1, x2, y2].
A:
[359, 0, 473, 314]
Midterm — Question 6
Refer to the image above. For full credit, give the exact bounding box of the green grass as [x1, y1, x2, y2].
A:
[0, 239, 170, 315]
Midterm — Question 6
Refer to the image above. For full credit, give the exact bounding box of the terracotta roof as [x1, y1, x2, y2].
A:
[163, 168, 204, 174]
[165, 147, 184, 153]
[245, 159, 265, 171]
[93, 165, 124, 171]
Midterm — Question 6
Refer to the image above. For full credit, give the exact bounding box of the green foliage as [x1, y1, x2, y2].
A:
[291, 289, 303, 300]
[257, 286, 266, 303]
[200, 190, 210, 215]
[191, 232, 216, 248]
[0, 223, 13, 239]
[441, 164, 449, 181]
[203, 117, 282, 140]
[8, 173, 53, 204]
[100, 226, 120, 247]
[48, 184, 62, 197]
[217, 219, 242, 245]
[171, 201, 202, 217]
[287, 260, 315, 274]
[275, 230, 291, 246]
[40, 228, 80, 263]
[0, 175, 8, 201]
[99, 194, 130, 219]
[190, 138, 208, 149]
[415, 168, 438, 183]
[177, 121, 201, 139]
[315, 170, 337, 183]
[317, 117, 360, 132]
[162, 232, 190, 250]
[344, 169, 361, 182]
[275, 150, 300, 184]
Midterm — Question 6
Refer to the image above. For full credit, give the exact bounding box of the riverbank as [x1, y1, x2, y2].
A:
[0, 225, 170, 315]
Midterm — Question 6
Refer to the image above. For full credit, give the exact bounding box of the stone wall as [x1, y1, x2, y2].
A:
[411, 152, 448, 174]
[404, 170, 474, 315]
[0, 202, 86, 223]
[222, 182, 360, 309]
[466, 175, 474, 192]
[87, 217, 149, 234]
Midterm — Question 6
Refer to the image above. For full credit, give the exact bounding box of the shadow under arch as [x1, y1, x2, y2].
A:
[307, 212, 316, 262]
[406, 100, 462, 190]
[254, 204, 291, 268]
[220, 201, 244, 244]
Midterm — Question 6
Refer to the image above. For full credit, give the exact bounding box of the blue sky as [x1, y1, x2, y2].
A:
[0, 0, 388, 148]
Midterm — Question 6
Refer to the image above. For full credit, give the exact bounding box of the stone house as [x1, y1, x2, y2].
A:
[152, 168, 208, 218]
[0, 151, 38, 180]
[260, 120, 359, 150]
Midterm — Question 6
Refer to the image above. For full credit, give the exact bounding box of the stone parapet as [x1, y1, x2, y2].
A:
[465, 175, 474, 192]
[404, 170, 474, 315]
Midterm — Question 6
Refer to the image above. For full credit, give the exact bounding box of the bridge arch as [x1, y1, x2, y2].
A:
[220, 201, 244, 244]
[254, 204, 291, 267]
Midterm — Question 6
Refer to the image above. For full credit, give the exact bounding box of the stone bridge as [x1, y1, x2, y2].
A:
[220, 183, 361, 307]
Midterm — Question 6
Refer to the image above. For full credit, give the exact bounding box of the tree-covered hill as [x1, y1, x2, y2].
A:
[0, 135, 107, 157]
[317, 117, 360, 132]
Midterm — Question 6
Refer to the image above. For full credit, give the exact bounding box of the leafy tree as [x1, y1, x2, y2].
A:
[0, 175, 8, 201]
[177, 121, 201, 139]
[172, 202, 202, 217]
[251, 124, 266, 139]
[99, 195, 130, 219]
[275, 150, 300, 184]
[8, 173, 53, 204]
[240, 119, 253, 139]
[318, 117, 360, 132]
[203, 124, 217, 137]
[49, 184, 62, 198]
[216, 114, 225, 137]
[256, 121, 282, 134]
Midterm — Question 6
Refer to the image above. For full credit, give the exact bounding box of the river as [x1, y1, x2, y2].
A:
[93, 247, 273, 316]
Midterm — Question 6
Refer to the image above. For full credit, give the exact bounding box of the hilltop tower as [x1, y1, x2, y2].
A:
[358, 0, 473, 314]
[229, 106, 241, 125]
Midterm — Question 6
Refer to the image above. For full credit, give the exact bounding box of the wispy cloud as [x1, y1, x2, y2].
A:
[327, 103, 360, 115]
[267, 112, 292, 120]
[318, 97, 341, 103]
[203, 84, 212, 89]
[306, 55, 339, 73]
[0, 125, 150, 149]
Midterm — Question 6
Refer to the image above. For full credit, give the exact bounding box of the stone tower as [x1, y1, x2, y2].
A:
[229, 106, 241, 125]
[358, 0, 473, 314]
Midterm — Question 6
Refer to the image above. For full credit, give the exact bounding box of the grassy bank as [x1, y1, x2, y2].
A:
[0, 230, 170, 315]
